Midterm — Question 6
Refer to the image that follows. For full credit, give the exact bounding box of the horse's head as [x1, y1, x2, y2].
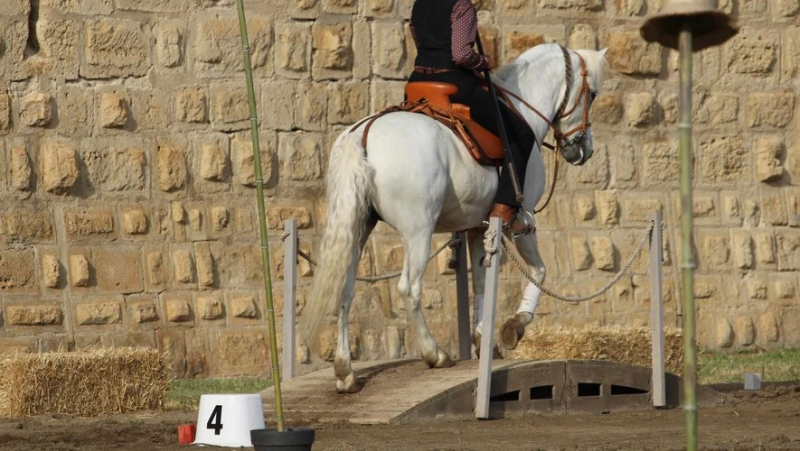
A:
[553, 48, 608, 166]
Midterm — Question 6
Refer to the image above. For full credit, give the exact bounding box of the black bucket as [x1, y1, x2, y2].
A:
[251, 428, 315, 451]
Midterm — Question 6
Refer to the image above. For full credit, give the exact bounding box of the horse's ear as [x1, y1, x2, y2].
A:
[599, 47, 608, 57]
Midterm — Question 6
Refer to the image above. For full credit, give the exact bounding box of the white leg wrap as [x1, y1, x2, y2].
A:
[516, 283, 541, 315]
[475, 321, 483, 336]
[473, 294, 484, 327]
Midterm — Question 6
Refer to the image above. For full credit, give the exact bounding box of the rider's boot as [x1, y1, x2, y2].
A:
[489, 203, 535, 236]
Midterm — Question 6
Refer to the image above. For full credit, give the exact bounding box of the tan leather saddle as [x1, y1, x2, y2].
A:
[353, 82, 505, 166]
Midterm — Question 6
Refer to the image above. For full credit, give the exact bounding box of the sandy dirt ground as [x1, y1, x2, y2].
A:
[0, 384, 798, 451]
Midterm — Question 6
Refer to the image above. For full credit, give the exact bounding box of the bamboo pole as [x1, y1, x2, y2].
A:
[678, 24, 697, 451]
[234, 0, 285, 432]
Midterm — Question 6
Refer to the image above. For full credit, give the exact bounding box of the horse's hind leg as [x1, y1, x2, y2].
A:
[399, 230, 455, 368]
[499, 232, 546, 350]
[334, 220, 376, 393]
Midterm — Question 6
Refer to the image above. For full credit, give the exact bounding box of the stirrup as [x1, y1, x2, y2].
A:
[507, 210, 536, 237]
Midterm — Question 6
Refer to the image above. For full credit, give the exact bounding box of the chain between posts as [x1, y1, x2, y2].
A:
[281, 232, 458, 282]
[282, 220, 655, 301]
[501, 220, 656, 303]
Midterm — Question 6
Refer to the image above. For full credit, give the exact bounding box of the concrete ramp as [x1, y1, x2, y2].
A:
[261, 359, 724, 425]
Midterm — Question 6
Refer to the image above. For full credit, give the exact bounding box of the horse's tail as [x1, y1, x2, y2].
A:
[300, 131, 375, 346]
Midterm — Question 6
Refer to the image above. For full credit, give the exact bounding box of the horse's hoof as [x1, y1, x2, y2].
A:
[472, 331, 482, 358]
[336, 373, 362, 394]
[425, 349, 456, 368]
[499, 314, 528, 350]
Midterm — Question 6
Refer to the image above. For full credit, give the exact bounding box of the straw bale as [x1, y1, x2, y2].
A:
[0, 348, 170, 417]
[510, 326, 685, 375]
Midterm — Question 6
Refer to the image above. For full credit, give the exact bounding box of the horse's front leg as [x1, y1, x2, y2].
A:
[467, 229, 487, 355]
[400, 232, 455, 369]
[499, 232, 546, 350]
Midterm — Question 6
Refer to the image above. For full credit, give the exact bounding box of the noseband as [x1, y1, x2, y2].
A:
[496, 46, 592, 212]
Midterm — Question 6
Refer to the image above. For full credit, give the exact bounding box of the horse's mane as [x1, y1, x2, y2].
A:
[496, 43, 609, 94]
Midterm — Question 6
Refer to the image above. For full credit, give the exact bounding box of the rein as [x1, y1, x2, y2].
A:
[496, 46, 591, 213]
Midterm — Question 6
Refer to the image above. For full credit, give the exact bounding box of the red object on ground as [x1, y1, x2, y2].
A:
[177, 424, 196, 445]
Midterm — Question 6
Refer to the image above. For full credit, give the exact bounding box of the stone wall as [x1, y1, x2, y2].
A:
[0, 0, 798, 377]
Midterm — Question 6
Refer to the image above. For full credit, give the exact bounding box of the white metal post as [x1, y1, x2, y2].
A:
[456, 231, 472, 361]
[282, 219, 298, 381]
[649, 211, 665, 407]
[475, 218, 503, 419]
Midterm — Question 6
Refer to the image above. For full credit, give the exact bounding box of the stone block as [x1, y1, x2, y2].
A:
[173, 249, 195, 284]
[622, 198, 661, 224]
[747, 92, 795, 128]
[725, 30, 778, 75]
[591, 93, 622, 125]
[372, 22, 406, 79]
[776, 231, 800, 271]
[698, 136, 749, 185]
[278, 132, 323, 181]
[217, 330, 269, 374]
[0, 91, 11, 133]
[123, 209, 148, 235]
[195, 243, 215, 288]
[261, 81, 296, 131]
[0, 0, 29, 15]
[193, 13, 272, 77]
[98, 91, 128, 128]
[9, 145, 32, 191]
[82, 140, 148, 193]
[56, 85, 92, 135]
[570, 235, 592, 271]
[0, 208, 54, 243]
[6, 305, 64, 326]
[322, 0, 356, 13]
[275, 22, 311, 76]
[370, 80, 406, 114]
[176, 87, 207, 124]
[753, 231, 776, 265]
[209, 207, 228, 231]
[146, 250, 166, 287]
[698, 231, 730, 270]
[231, 133, 273, 187]
[568, 23, 596, 49]
[595, 191, 619, 225]
[773, 277, 798, 299]
[210, 86, 249, 131]
[607, 29, 661, 76]
[695, 92, 738, 125]
[745, 278, 767, 300]
[93, 246, 143, 294]
[762, 190, 788, 226]
[590, 236, 614, 270]
[41, 254, 60, 288]
[328, 82, 368, 125]
[757, 312, 780, 343]
[731, 231, 753, 269]
[198, 294, 225, 320]
[734, 316, 755, 346]
[291, 0, 319, 19]
[157, 143, 187, 192]
[155, 23, 182, 68]
[754, 136, 785, 182]
[32, 18, 81, 78]
[128, 89, 170, 131]
[40, 139, 79, 195]
[166, 296, 192, 323]
[266, 205, 313, 230]
[230, 294, 259, 318]
[64, 208, 115, 239]
[295, 83, 327, 131]
[158, 330, 187, 377]
[625, 92, 658, 127]
[76, 301, 122, 326]
[506, 30, 546, 62]
[82, 19, 150, 78]
[716, 318, 734, 348]
[20, 92, 54, 127]
[312, 21, 352, 78]
[0, 249, 36, 292]
[131, 301, 159, 324]
[194, 142, 227, 186]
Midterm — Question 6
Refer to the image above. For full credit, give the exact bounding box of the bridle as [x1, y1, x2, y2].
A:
[497, 46, 593, 212]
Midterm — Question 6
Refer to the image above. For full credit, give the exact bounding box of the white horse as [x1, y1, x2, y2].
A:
[303, 43, 608, 393]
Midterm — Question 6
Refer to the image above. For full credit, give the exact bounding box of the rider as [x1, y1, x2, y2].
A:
[408, 0, 536, 234]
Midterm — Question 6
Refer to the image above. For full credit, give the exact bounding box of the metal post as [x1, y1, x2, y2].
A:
[282, 220, 298, 381]
[648, 211, 665, 408]
[475, 218, 503, 419]
[456, 231, 471, 361]
[678, 25, 698, 451]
